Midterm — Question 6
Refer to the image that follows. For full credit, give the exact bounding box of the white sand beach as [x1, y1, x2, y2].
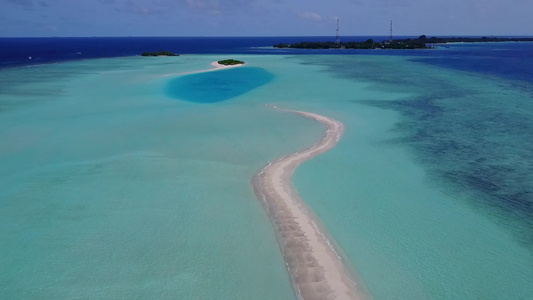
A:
[253, 107, 363, 300]
[209, 61, 246, 69]
[161, 60, 246, 77]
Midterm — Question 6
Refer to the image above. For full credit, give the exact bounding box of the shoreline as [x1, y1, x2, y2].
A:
[252, 106, 367, 300]
[161, 60, 246, 77]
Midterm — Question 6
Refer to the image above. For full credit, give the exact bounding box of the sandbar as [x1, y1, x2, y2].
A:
[161, 61, 246, 77]
[253, 106, 365, 300]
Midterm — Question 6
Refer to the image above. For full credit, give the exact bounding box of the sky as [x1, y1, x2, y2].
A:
[1, 0, 532, 37]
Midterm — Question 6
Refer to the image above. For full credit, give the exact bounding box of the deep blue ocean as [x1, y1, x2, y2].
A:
[0, 36, 391, 68]
[1, 36, 532, 81]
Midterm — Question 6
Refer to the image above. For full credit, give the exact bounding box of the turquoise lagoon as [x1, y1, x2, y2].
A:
[1, 54, 532, 299]
[166, 67, 274, 103]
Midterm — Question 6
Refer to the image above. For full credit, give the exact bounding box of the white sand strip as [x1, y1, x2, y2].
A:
[160, 61, 246, 77]
[253, 106, 366, 300]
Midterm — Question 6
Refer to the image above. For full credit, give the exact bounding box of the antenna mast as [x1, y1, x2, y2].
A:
[336, 18, 341, 45]
[389, 20, 393, 42]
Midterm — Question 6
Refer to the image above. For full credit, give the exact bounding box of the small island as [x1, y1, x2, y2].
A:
[274, 35, 533, 50]
[217, 59, 245, 66]
[141, 50, 179, 56]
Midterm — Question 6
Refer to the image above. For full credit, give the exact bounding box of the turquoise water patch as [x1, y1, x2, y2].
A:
[166, 67, 274, 103]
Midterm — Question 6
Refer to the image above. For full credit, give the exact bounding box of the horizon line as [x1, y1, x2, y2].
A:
[1, 34, 533, 39]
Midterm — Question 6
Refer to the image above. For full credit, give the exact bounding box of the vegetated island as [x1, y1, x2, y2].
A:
[217, 59, 245, 65]
[274, 35, 533, 50]
[141, 50, 179, 56]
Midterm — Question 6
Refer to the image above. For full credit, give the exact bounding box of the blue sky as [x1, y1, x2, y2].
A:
[1, 0, 532, 37]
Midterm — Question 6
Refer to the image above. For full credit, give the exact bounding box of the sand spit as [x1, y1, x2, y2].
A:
[161, 61, 246, 77]
[253, 106, 365, 300]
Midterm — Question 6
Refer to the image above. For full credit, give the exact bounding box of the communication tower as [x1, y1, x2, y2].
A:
[336, 18, 341, 45]
[389, 20, 393, 43]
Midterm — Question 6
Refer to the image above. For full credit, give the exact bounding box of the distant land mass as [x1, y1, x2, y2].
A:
[141, 50, 179, 56]
[274, 35, 533, 50]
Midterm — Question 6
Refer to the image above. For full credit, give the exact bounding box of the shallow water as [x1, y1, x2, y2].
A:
[0, 56, 308, 299]
[291, 54, 533, 299]
[1, 52, 532, 299]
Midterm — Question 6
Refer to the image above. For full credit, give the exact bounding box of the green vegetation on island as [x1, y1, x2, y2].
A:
[141, 50, 179, 56]
[274, 35, 533, 50]
[274, 37, 427, 50]
[418, 35, 533, 44]
[218, 59, 245, 65]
